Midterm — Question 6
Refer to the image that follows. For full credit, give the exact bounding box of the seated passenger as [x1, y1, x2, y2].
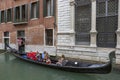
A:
[44, 52, 51, 64]
[42, 51, 47, 60]
[56, 54, 65, 66]
[36, 51, 41, 61]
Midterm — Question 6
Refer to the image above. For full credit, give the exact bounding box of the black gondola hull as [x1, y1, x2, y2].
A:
[10, 52, 112, 74]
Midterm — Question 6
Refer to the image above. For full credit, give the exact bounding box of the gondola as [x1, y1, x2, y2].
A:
[6, 44, 115, 74]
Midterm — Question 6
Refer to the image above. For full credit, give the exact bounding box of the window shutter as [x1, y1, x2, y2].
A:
[4, 10, 7, 23]
[36, 1, 40, 18]
[13, 7, 16, 23]
[20, 6, 22, 22]
[25, 4, 28, 21]
[0, 11, 1, 23]
[30, 3, 32, 19]
[11, 8, 13, 22]
[52, 0, 56, 16]
[43, 0, 47, 17]
[6, 9, 8, 22]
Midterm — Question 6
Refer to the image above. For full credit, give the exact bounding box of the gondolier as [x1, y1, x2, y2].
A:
[17, 38, 25, 53]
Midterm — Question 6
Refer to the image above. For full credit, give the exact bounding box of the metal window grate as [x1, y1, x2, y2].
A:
[96, 0, 118, 48]
[75, 2, 91, 45]
[108, 0, 118, 16]
[96, 1, 106, 17]
[75, 0, 91, 6]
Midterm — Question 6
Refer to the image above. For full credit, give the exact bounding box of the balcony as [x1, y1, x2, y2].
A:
[13, 18, 28, 25]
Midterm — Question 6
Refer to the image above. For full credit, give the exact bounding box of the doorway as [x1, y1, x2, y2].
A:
[17, 30, 25, 53]
[4, 32, 10, 50]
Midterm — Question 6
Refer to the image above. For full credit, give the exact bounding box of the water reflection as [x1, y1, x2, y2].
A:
[4, 53, 10, 62]
[0, 53, 119, 80]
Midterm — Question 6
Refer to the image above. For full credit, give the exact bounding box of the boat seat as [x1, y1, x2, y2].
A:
[62, 60, 68, 66]
[65, 61, 79, 67]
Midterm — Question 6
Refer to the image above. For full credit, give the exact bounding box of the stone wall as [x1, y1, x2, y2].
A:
[57, 0, 120, 64]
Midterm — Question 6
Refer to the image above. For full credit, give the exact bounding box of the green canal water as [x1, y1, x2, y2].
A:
[0, 53, 119, 80]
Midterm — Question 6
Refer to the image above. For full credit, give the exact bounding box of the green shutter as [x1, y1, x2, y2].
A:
[6, 9, 8, 22]
[30, 3, 32, 19]
[13, 7, 16, 23]
[11, 8, 13, 22]
[20, 6, 22, 22]
[4, 10, 7, 23]
[36, 1, 40, 18]
[43, 0, 47, 17]
[25, 4, 28, 21]
[0, 11, 1, 24]
[7, 9, 8, 22]
[52, 0, 56, 16]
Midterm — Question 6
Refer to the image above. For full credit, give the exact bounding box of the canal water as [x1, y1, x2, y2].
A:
[0, 53, 119, 80]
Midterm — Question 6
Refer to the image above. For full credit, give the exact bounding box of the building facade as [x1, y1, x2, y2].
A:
[0, 0, 57, 55]
[57, 0, 120, 64]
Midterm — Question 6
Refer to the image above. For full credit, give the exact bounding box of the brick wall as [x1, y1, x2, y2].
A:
[0, 0, 56, 54]
[0, 0, 55, 44]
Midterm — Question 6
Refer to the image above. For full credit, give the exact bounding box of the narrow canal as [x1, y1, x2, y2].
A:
[0, 53, 119, 80]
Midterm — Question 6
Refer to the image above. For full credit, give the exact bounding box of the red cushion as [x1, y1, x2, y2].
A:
[27, 52, 37, 60]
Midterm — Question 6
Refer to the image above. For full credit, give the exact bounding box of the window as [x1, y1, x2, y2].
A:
[15, 6, 20, 22]
[96, 0, 118, 48]
[17, 30, 25, 38]
[17, 30, 25, 53]
[45, 29, 53, 46]
[30, 1, 39, 19]
[14, 4, 28, 24]
[46, 0, 52, 16]
[4, 32, 10, 49]
[1, 10, 5, 23]
[22, 5, 26, 22]
[4, 32, 9, 37]
[43, 0, 55, 17]
[75, 0, 91, 45]
[7, 8, 12, 22]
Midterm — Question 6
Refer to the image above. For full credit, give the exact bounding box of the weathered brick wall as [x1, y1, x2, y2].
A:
[25, 25, 44, 45]
[10, 31, 16, 44]
[0, 0, 55, 44]
[0, 0, 56, 54]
